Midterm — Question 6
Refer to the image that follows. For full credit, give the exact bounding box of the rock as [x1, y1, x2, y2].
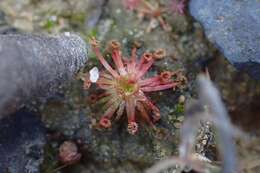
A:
[0, 109, 46, 173]
[189, 0, 260, 80]
[0, 34, 88, 117]
[85, 0, 107, 29]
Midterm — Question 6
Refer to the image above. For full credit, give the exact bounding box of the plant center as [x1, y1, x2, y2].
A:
[116, 76, 138, 96]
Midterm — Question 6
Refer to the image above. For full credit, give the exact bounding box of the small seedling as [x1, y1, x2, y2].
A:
[85, 37, 185, 135]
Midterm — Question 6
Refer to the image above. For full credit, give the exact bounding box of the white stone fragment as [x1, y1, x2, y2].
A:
[89, 67, 99, 83]
[64, 32, 71, 37]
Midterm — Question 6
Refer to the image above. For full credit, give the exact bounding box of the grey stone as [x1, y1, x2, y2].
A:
[0, 109, 46, 173]
[0, 34, 88, 117]
[85, 0, 107, 29]
[189, 0, 260, 80]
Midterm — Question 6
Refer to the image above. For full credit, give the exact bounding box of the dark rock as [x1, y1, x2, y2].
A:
[85, 0, 107, 29]
[189, 0, 260, 80]
[0, 109, 46, 173]
[0, 34, 88, 117]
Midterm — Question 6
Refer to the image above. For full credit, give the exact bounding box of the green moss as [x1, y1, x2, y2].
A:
[69, 12, 86, 27]
[43, 18, 57, 31]
[174, 104, 184, 114]
[40, 144, 59, 173]
[87, 28, 98, 38]
[88, 53, 99, 66]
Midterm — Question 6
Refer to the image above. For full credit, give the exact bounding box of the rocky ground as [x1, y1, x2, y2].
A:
[0, 0, 259, 173]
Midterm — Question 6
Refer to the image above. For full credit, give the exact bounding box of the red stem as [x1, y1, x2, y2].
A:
[93, 47, 119, 78]
[141, 83, 176, 92]
[111, 50, 127, 75]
